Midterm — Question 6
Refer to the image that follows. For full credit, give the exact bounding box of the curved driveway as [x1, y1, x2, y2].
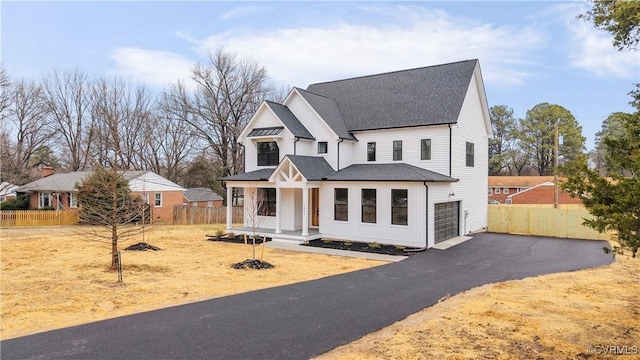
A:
[1, 233, 612, 359]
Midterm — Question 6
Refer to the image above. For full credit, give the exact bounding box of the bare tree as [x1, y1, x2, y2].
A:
[42, 69, 95, 171]
[0, 65, 11, 122]
[1, 79, 52, 184]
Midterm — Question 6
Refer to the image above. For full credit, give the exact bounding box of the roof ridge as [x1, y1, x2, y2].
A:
[308, 59, 478, 87]
[295, 87, 334, 101]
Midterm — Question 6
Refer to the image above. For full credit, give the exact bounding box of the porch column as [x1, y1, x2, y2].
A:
[226, 185, 233, 230]
[302, 185, 309, 236]
[275, 187, 282, 234]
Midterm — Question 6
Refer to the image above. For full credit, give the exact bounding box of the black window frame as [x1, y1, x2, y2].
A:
[391, 189, 408, 225]
[421, 139, 431, 160]
[466, 141, 474, 167]
[318, 142, 328, 154]
[393, 140, 402, 161]
[257, 188, 276, 217]
[257, 141, 279, 166]
[367, 142, 376, 162]
[361, 189, 376, 223]
[334, 188, 348, 221]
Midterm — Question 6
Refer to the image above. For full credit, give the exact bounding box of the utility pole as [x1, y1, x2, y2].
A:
[554, 119, 559, 209]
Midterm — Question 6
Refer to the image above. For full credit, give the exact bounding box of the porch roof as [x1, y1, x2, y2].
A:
[222, 168, 274, 181]
[326, 163, 458, 182]
[282, 155, 335, 181]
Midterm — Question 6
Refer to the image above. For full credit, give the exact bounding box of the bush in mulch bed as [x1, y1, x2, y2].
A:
[206, 235, 271, 245]
[231, 259, 275, 270]
[303, 239, 419, 256]
[124, 242, 162, 251]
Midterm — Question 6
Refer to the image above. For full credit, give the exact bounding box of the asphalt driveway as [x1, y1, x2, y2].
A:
[1, 233, 612, 360]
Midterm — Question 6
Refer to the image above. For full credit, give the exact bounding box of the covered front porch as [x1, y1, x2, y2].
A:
[226, 227, 323, 244]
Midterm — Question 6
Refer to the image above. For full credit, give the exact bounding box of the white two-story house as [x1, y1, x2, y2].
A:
[223, 59, 492, 249]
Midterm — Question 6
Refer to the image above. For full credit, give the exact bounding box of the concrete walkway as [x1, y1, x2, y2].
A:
[0, 233, 613, 360]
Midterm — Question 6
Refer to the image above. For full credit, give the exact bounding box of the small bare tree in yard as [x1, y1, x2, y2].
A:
[232, 184, 273, 270]
[76, 167, 149, 270]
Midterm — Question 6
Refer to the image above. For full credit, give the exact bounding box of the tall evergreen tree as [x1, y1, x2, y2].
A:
[488, 105, 517, 175]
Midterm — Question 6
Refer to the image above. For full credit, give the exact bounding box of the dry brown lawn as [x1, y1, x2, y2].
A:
[2, 226, 638, 360]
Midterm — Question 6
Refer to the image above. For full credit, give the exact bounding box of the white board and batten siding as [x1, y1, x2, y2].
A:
[319, 182, 427, 248]
[241, 105, 296, 173]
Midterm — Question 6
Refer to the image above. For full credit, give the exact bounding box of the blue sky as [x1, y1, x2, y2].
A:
[2, 1, 638, 150]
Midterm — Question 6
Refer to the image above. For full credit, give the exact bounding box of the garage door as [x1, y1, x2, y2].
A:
[434, 201, 459, 243]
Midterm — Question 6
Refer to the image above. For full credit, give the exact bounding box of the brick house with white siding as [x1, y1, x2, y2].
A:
[223, 60, 492, 249]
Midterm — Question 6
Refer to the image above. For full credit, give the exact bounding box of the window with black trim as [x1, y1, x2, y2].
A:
[466, 141, 474, 167]
[393, 140, 402, 161]
[361, 189, 376, 223]
[334, 188, 348, 221]
[257, 142, 279, 166]
[257, 188, 276, 216]
[318, 142, 328, 154]
[391, 189, 408, 225]
[421, 139, 431, 160]
[367, 142, 376, 161]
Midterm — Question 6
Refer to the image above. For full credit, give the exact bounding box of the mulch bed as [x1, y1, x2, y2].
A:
[231, 259, 275, 270]
[303, 239, 419, 256]
[124, 242, 162, 251]
[206, 235, 271, 245]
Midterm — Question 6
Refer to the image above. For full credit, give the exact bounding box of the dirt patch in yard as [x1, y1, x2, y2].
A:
[0, 225, 387, 340]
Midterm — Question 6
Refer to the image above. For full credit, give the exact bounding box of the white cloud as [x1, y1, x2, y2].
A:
[111, 48, 195, 89]
[196, 6, 546, 88]
[219, 5, 263, 20]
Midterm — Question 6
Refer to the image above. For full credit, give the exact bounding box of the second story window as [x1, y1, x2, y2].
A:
[466, 141, 474, 167]
[421, 139, 431, 160]
[367, 142, 376, 161]
[393, 140, 402, 161]
[257, 141, 279, 166]
[318, 142, 328, 154]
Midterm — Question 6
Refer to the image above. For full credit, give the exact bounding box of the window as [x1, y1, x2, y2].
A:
[207, 201, 213, 207]
[257, 188, 276, 216]
[488, 188, 493, 195]
[361, 189, 376, 223]
[367, 142, 376, 161]
[192, 202, 198, 207]
[421, 139, 431, 160]
[318, 142, 328, 154]
[466, 142, 474, 167]
[495, 187, 501, 194]
[155, 193, 162, 207]
[391, 189, 408, 225]
[39, 192, 52, 208]
[69, 193, 78, 208]
[334, 188, 348, 221]
[141, 193, 149, 204]
[393, 140, 403, 161]
[503, 187, 509, 194]
[257, 141, 279, 166]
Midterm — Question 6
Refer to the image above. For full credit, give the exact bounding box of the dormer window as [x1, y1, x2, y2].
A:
[257, 142, 279, 166]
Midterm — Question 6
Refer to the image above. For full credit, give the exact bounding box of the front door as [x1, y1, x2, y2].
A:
[311, 188, 319, 227]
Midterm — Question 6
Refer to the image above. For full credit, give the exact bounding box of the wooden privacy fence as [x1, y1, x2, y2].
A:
[1, 210, 80, 227]
[173, 206, 243, 225]
[487, 204, 612, 240]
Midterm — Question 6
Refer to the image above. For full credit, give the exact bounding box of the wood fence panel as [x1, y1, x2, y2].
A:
[1, 210, 79, 227]
[487, 204, 610, 240]
[172, 206, 243, 225]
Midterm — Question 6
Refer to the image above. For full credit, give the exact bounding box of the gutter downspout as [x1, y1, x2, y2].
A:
[337, 138, 344, 170]
[406, 181, 430, 253]
[448, 124, 453, 177]
[239, 143, 246, 174]
[293, 137, 300, 155]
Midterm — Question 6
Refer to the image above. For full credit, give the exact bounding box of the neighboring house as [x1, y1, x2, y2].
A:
[0, 182, 19, 203]
[488, 176, 554, 203]
[222, 59, 492, 249]
[183, 187, 223, 207]
[506, 182, 583, 205]
[17, 170, 185, 222]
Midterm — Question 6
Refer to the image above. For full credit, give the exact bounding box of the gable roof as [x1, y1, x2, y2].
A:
[222, 168, 275, 182]
[306, 59, 478, 132]
[294, 88, 356, 141]
[17, 170, 180, 192]
[282, 155, 335, 181]
[489, 176, 555, 188]
[184, 187, 223, 202]
[264, 101, 315, 140]
[327, 163, 457, 182]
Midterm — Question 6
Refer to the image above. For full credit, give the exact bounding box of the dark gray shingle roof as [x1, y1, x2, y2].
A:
[285, 155, 335, 181]
[221, 168, 274, 181]
[265, 101, 314, 140]
[294, 88, 356, 140]
[326, 163, 457, 182]
[184, 187, 223, 202]
[306, 59, 478, 132]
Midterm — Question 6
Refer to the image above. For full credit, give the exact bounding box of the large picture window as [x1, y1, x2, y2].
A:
[39, 192, 52, 208]
[466, 142, 474, 167]
[334, 188, 348, 221]
[421, 139, 431, 160]
[367, 142, 376, 162]
[391, 189, 408, 225]
[257, 142, 279, 166]
[361, 189, 376, 223]
[393, 140, 402, 161]
[257, 188, 276, 217]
